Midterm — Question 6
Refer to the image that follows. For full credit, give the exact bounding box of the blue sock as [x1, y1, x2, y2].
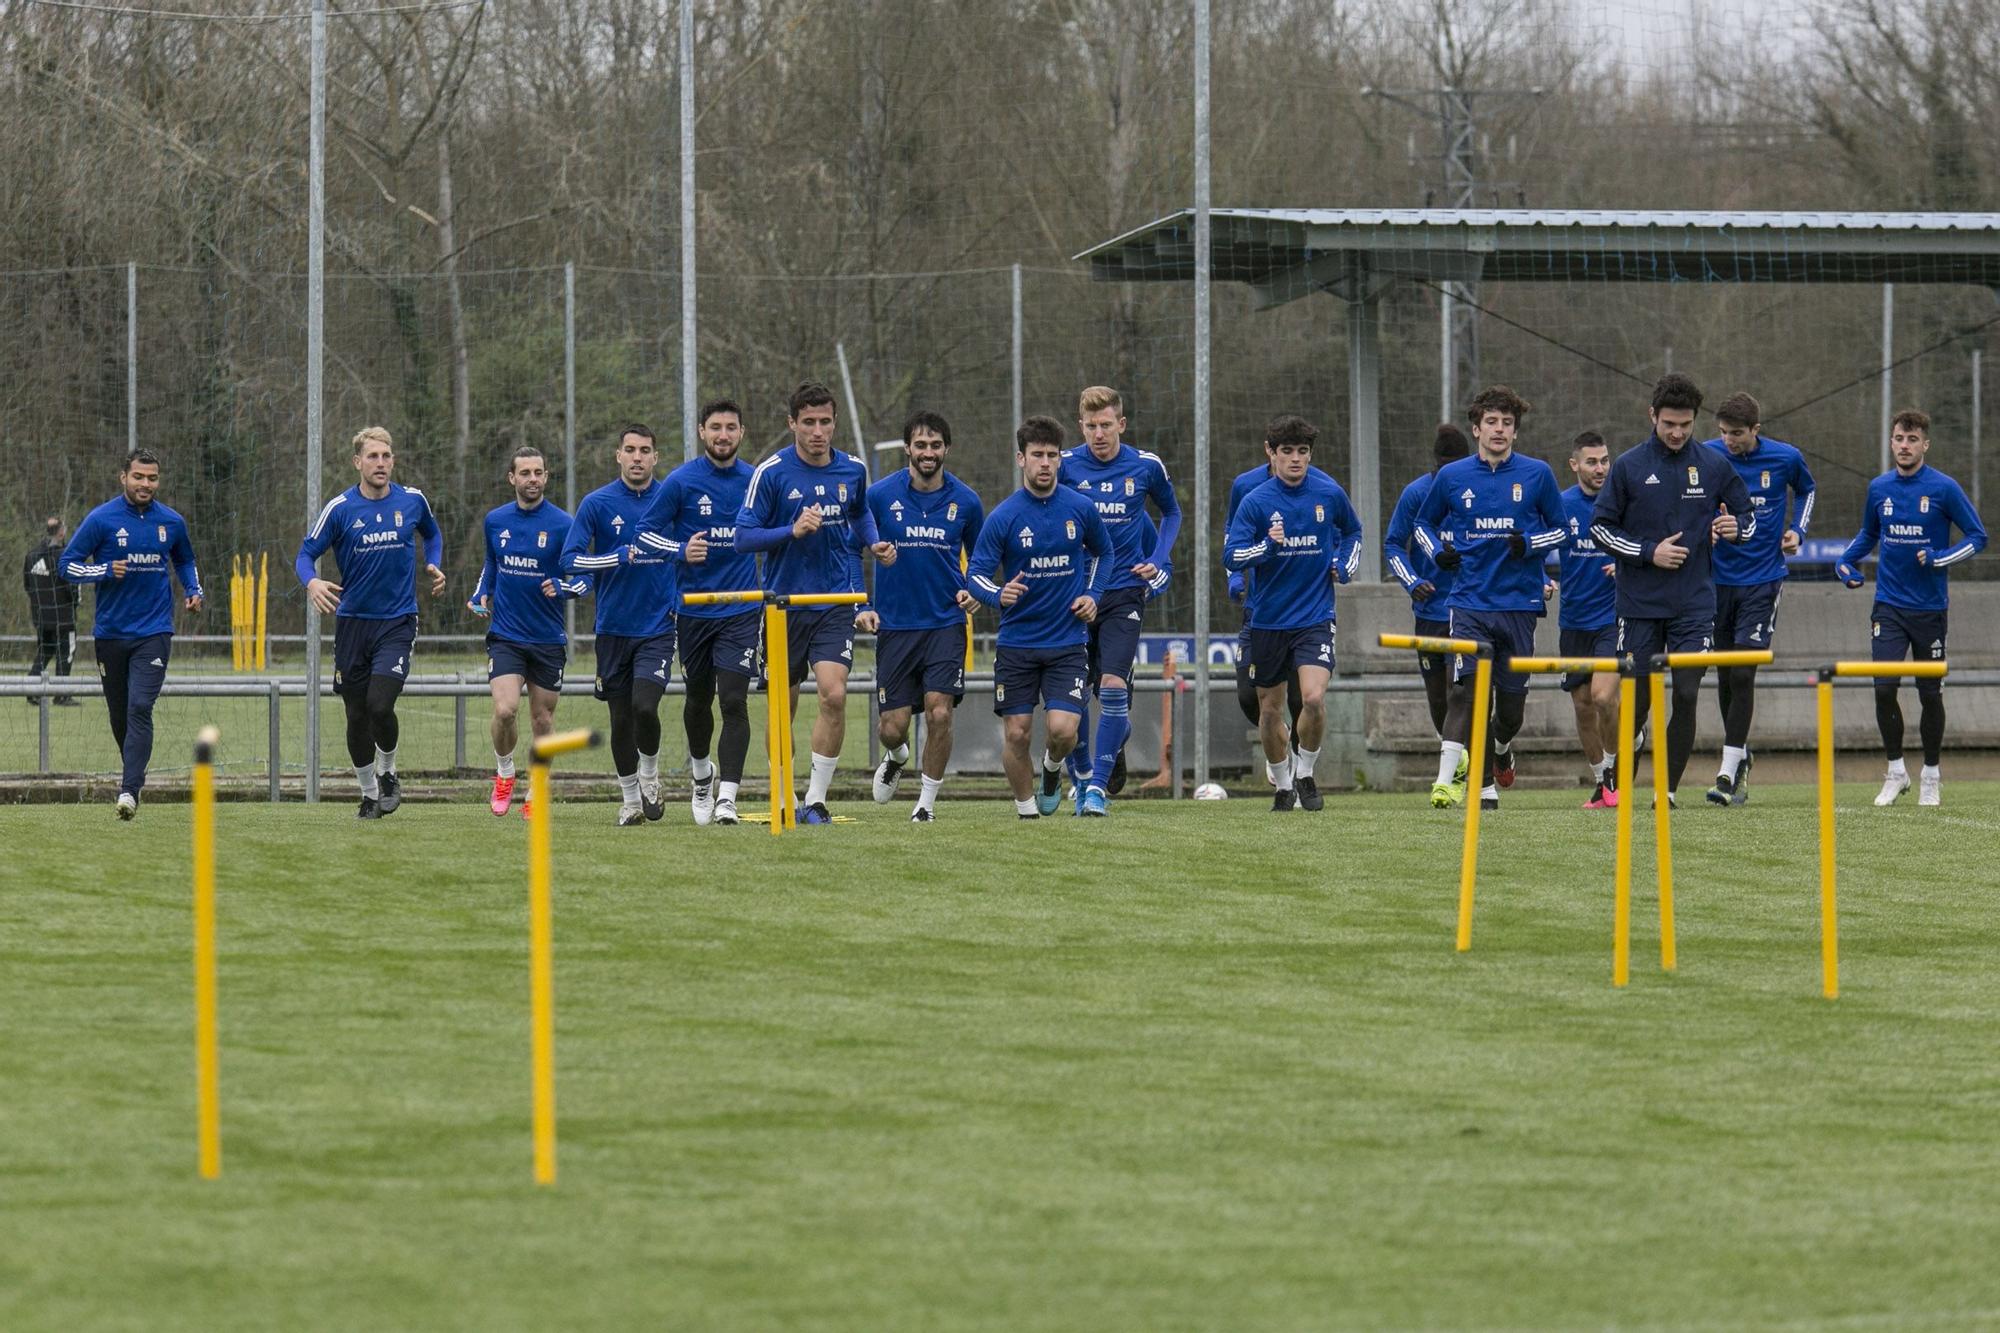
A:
[1089, 688, 1130, 791]
[1069, 700, 1094, 779]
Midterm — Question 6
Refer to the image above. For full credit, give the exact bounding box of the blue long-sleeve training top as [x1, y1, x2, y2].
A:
[735, 445, 877, 601]
[867, 469, 986, 631]
[1555, 484, 1616, 631]
[1058, 442, 1179, 597]
[1384, 471, 1453, 618]
[966, 486, 1113, 649]
[1223, 470, 1363, 631]
[469, 499, 588, 646]
[61, 496, 202, 638]
[294, 483, 441, 620]
[1591, 435, 1753, 620]
[558, 477, 675, 637]
[1709, 436, 1816, 588]
[1414, 451, 1567, 613]
[1837, 465, 1986, 612]
[636, 455, 760, 618]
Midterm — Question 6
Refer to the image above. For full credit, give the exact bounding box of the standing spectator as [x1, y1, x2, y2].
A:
[23, 515, 80, 704]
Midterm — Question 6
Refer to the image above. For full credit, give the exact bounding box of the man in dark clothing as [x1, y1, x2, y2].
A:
[22, 516, 80, 704]
[1592, 374, 1754, 806]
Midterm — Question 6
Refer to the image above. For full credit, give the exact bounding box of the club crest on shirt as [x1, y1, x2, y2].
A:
[1921, 496, 1930, 513]
[1511, 483, 1522, 502]
[537, 531, 548, 548]
[394, 510, 405, 528]
[947, 502, 958, 521]
[1065, 520, 1076, 540]
[157, 524, 167, 542]
[1760, 470, 1771, 489]
[1687, 466, 1700, 487]
[1315, 504, 1325, 522]
[1125, 477, 1136, 496]
[838, 483, 848, 503]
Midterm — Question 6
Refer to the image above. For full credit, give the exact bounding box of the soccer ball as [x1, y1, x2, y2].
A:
[1193, 782, 1228, 801]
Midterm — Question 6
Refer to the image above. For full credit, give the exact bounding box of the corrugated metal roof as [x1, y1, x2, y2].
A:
[1076, 208, 2000, 305]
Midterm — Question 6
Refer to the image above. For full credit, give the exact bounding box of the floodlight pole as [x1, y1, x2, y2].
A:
[679, 0, 697, 460]
[1192, 0, 1213, 789]
[303, 0, 327, 802]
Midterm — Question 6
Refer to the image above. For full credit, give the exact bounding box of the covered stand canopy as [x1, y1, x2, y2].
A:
[1075, 208, 2000, 582]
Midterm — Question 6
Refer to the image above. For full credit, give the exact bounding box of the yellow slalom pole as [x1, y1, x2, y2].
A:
[1817, 676, 1838, 1001]
[962, 548, 975, 674]
[191, 725, 222, 1179]
[1648, 670, 1676, 972]
[1455, 654, 1491, 952]
[229, 557, 244, 670]
[765, 604, 791, 835]
[1614, 675, 1636, 987]
[255, 553, 269, 670]
[526, 726, 598, 1185]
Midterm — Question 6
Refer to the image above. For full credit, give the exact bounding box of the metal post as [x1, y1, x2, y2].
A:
[268, 681, 282, 802]
[38, 692, 50, 774]
[1973, 347, 1983, 511]
[1880, 283, 1895, 475]
[679, 0, 697, 459]
[126, 262, 138, 456]
[1439, 284, 1453, 425]
[564, 261, 578, 644]
[303, 0, 327, 802]
[1191, 0, 1213, 789]
[835, 341, 867, 456]
[1348, 293, 1384, 584]
[1011, 262, 1024, 488]
[454, 689, 468, 772]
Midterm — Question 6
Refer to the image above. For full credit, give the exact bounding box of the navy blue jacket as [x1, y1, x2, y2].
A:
[1591, 436, 1753, 619]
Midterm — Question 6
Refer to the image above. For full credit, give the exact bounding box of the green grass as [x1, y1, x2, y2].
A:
[3, 788, 1998, 1330]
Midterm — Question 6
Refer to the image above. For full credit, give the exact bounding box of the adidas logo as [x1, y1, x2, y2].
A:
[1126, 610, 1140, 620]
[787, 488, 803, 500]
[611, 515, 625, 532]
[115, 527, 129, 538]
[1644, 474, 1661, 485]
[352, 518, 365, 528]
[150, 658, 164, 667]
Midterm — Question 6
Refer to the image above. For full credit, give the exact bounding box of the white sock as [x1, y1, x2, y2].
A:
[887, 742, 911, 764]
[1437, 741, 1466, 786]
[1590, 755, 1608, 780]
[1042, 749, 1065, 775]
[1921, 763, 1941, 781]
[718, 780, 739, 805]
[376, 746, 396, 776]
[689, 755, 713, 781]
[1494, 739, 1512, 757]
[1721, 745, 1746, 781]
[618, 774, 640, 805]
[496, 751, 516, 779]
[1015, 797, 1039, 817]
[1481, 784, 1499, 800]
[918, 774, 944, 811]
[638, 752, 659, 781]
[1888, 757, 1908, 777]
[355, 765, 380, 799]
[1295, 745, 1319, 780]
[1268, 757, 1294, 790]
[1602, 750, 1617, 777]
[806, 752, 838, 806]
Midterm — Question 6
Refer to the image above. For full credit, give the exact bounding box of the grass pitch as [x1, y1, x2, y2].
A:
[3, 786, 1997, 1330]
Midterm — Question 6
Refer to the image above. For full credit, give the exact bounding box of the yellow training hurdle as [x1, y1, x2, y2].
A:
[1379, 633, 1490, 950]
[682, 590, 869, 836]
[1814, 659, 1949, 1001]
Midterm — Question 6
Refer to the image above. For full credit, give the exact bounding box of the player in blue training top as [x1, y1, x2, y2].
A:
[560, 423, 677, 827]
[865, 409, 985, 823]
[1226, 449, 1303, 774]
[1223, 413, 1363, 814]
[1703, 391, 1816, 807]
[467, 445, 588, 820]
[635, 399, 759, 828]
[1416, 386, 1568, 812]
[736, 380, 896, 826]
[296, 426, 444, 819]
[1592, 374, 1754, 808]
[1553, 431, 1620, 810]
[60, 448, 203, 818]
[961, 414, 1113, 819]
[1057, 385, 1181, 812]
[1384, 422, 1471, 741]
[1837, 407, 1987, 808]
